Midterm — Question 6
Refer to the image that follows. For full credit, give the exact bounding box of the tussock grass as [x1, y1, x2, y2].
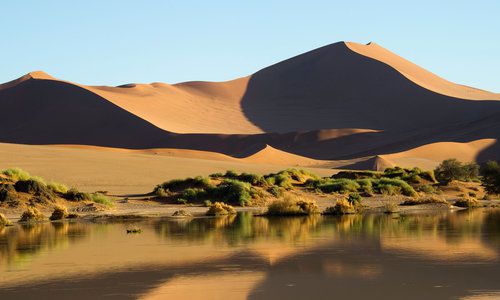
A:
[266, 196, 319, 216]
[401, 195, 449, 206]
[0, 213, 12, 226]
[91, 193, 113, 206]
[19, 207, 45, 223]
[47, 182, 69, 194]
[323, 199, 355, 215]
[206, 202, 236, 216]
[454, 196, 480, 208]
[49, 205, 69, 220]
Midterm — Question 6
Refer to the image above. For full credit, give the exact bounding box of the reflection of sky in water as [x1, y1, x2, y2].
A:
[0, 209, 499, 299]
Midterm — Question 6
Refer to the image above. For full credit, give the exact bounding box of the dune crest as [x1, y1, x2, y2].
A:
[345, 42, 500, 100]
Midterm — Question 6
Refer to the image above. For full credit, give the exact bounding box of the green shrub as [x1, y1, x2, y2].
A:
[209, 172, 224, 178]
[379, 184, 401, 196]
[266, 196, 319, 216]
[383, 203, 400, 214]
[1, 168, 31, 181]
[206, 202, 236, 216]
[180, 188, 207, 201]
[49, 205, 69, 220]
[91, 193, 113, 206]
[417, 184, 440, 194]
[332, 170, 381, 180]
[347, 192, 362, 204]
[14, 179, 54, 199]
[177, 198, 188, 205]
[47, 182, 68, 194]
[19, 207, 45, 223]
[210, 179, 252, 206]
[0, 213, 12, 227]
[203, 200, 212, 207]
[323, 199, 355, 215]
[155, 176, 213, 193]
[238, 173, 266, 186]
[375, 178, 417, 197]
[480, 160, 500, 194]
[268, 186, 284, 197]
[435, 159, 480, 184]
[154, 187, 169, 197]
[224, 170, 238, 178]
[317, 178, 360, 194]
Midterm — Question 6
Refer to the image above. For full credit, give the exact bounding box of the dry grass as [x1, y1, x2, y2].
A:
[206, 202, 236, 216]
[401, 195, 449, 206]
[0, 213, 12, 226]
[265, 195, 319, 216]
[49, 205, 69, 220]
[19, 207, 45, 222]
[323, 198, 355, 215]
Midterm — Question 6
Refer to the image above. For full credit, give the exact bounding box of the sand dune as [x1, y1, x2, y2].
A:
[0, 41, 499, 174]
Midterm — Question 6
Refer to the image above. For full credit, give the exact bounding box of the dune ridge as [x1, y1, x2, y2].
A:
[0, 41, 499, 170]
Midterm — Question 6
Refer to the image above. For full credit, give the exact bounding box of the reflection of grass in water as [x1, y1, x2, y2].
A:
[0, 222, 89, 269]
[154, 209, 500, 253]
[154, 213, 325, 246]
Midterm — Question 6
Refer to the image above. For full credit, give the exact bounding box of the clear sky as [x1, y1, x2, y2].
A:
[1, 0, 499, 91]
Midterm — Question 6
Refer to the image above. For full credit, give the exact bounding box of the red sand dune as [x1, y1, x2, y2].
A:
[0, 41, 499, 170]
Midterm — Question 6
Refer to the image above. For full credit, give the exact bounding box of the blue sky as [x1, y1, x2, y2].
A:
[1, 0, 499, 91]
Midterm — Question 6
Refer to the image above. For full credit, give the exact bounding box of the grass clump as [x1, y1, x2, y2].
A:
[19, 207, 45, 223]
[154, 176, 213, 193]
[401, 195, 449, 206]
[268, 185, 284, 197]
[1, 168, 31, 181]
[375, 178, 417, 197]
[347, 192, 362, 204]
[210, 179, 252, 206]
[64, 188, 91, 201]
[454, 196, 480, 208]
[383, 203, 400, 214]
[14, 179, 54, 199]
[323, 199, 355, 215]
[317, 178, 360, 194]
[91, 193, 113, 206]
[49, 205, 69, 220]
[206, 202, 236, 216]
[0, 213, 12, 227]
[265, 196, 319, 216]
[47, 182, 69, 194]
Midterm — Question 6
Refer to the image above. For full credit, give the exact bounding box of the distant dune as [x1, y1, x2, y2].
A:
[1, 41, 499, 172]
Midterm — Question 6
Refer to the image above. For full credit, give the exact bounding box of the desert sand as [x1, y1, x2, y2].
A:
[0, 41, 499, 192]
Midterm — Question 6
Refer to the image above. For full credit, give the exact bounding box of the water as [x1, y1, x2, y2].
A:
[0, 209, 499, 299]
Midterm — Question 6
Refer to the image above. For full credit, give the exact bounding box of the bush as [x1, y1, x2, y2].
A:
[401, 195, 449, 206]
[323, 199, 355, 215]
[154, 187, 170, 197]
[435, 159, 480, 184]
[14, 179, 54, 199]
[206, 202, 236, 216]
[379, 184, 402, 196]
[0, 213, 12, 227]
[266, 196, 319, 216]
[0, 185, 17, 203]
[49, 205, 69, 220]
[333, 170, 381, 180]
[154, 176, 213, 193]
[47, 182, 69, 194]
[268, 186, 284, 197]
[375, 178, 417, 197]
[237, 173, 266, 186]
[383, 203, 400, 214]
[317, 178, 360, 194]
[203, 200, 212, 207]
[417, 184, 440, 194]
[179, 188, 207, 202]
[480, 161, 500, 195]
[210, 179, 252, 206]
[454, 196, 480, 208]
[91, 193, 113, 206]
[19, 207, 45, 222]
[347, 192, 362, 204]
[64, 188, 91, 201]
[356, 179, 374, 195]
[1, 168, 31, 181]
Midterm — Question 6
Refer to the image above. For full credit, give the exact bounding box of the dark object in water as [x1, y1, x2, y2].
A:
[126, 228, 142, 234]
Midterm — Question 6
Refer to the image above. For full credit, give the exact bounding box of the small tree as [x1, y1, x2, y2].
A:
[481, 161, 500, 194]
[434, 159, 479, 184]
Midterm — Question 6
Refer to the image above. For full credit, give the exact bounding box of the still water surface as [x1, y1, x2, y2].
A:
[1, 209, 499, 299]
